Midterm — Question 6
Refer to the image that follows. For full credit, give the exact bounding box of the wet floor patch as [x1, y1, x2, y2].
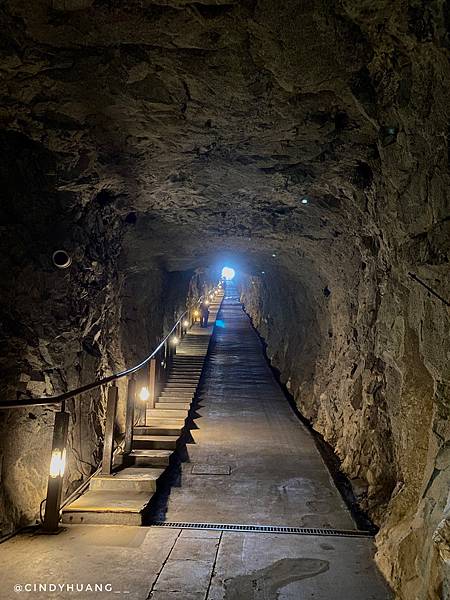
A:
[223, 557, 329, 600]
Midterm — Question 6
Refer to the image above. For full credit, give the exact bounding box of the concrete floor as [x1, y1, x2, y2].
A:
[0, 288, 392, 598]
[0, 524, 391, 599]
[150, 296, 355, 529]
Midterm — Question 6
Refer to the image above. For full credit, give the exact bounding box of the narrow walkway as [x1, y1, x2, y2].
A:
[151, 290, 354, 528]
[0, 287, 392, 599]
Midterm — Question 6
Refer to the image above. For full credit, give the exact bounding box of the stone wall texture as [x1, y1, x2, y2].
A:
[240, 245, 449, 598]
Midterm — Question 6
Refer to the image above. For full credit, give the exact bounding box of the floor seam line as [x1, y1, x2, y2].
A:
[204, 530, 223, 600]
[146, 528, 182, 600]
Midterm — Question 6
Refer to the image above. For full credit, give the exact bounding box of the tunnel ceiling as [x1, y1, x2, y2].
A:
[1, 0, 434, 274]
[1, 0, 449, 278]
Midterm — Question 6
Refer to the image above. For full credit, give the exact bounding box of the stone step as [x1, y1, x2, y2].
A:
[126, 449, 172, 467]
[147, 408, 188, 419]
[133, 418, 186, 436]
[132, 435, 178, 450]
[62, 490, 151, 525]
[155, 394, 194, 406]
[155, 401, 191, 410]
[178, 346, 208, 349]
[165, 383, 197, 389]
[173, 358, 205, 362]
[157, 399, 193, 406]
[173, 360, 204, 363]
[90, 467, 164, 493]
[166, 380, 199, 386]
[136, 422, 184, 435]
[170, 371, 202, 375]
[160, 390, 194, 397]
[169, 371, 201, 376]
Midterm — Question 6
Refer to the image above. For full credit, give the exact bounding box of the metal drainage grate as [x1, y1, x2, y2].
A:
[149, 521, 373, 538]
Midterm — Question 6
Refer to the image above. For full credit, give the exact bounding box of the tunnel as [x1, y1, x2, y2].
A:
[0, 1, 449, 598]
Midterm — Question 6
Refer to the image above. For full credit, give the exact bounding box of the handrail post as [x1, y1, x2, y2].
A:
[173, 328, 178, 357]
[42, 408, 69, 533]
[124, 376, 136, 454]
[158, 347, 166, 389]
[101, 385, 118, 475]
[165, 339, 172, 373]
[148, 358, 157, 410]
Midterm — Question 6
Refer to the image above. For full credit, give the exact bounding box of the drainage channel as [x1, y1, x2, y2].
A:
[149, 521, 374, 538]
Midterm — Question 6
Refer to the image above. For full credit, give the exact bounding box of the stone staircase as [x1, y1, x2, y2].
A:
[62, 294, 222, 526]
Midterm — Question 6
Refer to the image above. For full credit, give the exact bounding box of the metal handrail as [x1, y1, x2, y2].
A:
[1, 298, 205, 409]
[1, 284, 222, 533]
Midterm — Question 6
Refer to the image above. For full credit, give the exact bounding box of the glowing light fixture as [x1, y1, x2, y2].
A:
[139, 386, 150, 402]
[183, 319, 189, 328]
[222, 266, 235, 280]
[205, 300, 210, 306]
[171, 335, 180, 345]
[301, 197, 308, 204]
[272, 253, 277, 257]
[194, 310, 200, 317]
[49, 448, 66, 478]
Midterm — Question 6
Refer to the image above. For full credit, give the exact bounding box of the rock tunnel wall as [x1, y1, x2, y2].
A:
[0, 134, 203, 532]
[0, 254, 199, 534]
[240, 228, 449, 598]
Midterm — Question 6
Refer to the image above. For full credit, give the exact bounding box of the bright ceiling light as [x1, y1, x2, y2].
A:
[222, 266, 235, 280]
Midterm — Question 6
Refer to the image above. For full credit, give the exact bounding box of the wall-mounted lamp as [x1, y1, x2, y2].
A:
[182, 319, 189, 328]
[139, 386, 150, 402]
[301, 197, 309, 205]
[171, 336, 180, 345]
[49, 448, 66, 478]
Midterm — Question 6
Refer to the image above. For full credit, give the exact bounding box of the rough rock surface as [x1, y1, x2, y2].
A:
[0, 1, 449, 597]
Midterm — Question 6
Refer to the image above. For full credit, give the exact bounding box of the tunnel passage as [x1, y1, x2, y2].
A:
[0, 1, 449, 598]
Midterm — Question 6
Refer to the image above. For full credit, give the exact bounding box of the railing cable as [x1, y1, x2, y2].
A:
[1, 298, 204, 409]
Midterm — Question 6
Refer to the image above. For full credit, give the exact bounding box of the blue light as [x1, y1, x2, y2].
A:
[215, 319, 226, 328]
[222, 266, 235, 280]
